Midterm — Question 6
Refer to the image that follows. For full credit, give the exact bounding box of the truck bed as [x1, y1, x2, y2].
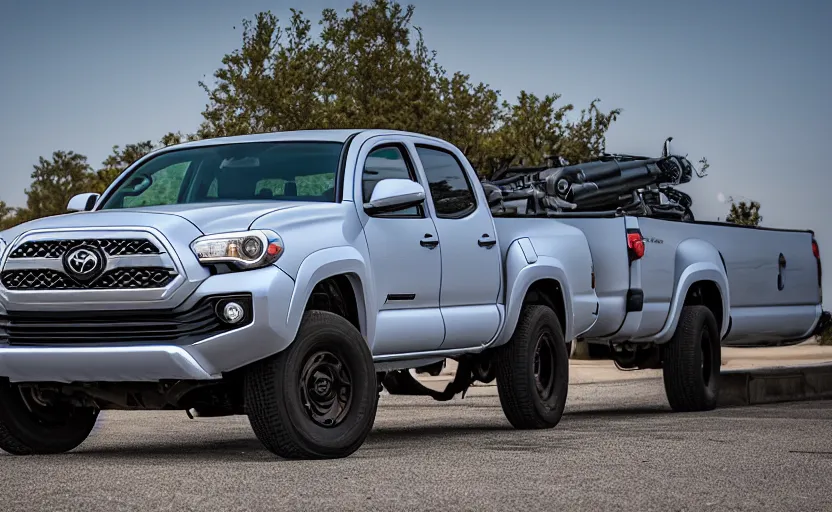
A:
[495, 212, 823, 347]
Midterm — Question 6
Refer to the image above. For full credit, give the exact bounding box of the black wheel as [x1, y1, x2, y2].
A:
[0, 380, 99, 455]
[495, 304, 569, 429]
[244, 310, 378, 459]
[661, 305, 721, 412]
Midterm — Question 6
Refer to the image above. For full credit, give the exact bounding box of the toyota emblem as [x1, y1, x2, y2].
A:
[63, 246, 105, 282]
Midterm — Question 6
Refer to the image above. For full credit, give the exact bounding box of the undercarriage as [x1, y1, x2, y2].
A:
[10, 350, 498, 418]
[13, 376, 246, 416]
[380, 352, 497, 400]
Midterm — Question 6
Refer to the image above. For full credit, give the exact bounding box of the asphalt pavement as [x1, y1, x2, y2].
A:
[1, 377, 830, 512]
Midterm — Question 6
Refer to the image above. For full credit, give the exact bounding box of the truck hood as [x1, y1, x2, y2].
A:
[115, 201, 310, 234]
[0, 201, 310, 241]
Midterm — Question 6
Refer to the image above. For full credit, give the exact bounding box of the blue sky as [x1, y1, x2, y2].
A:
[1, 0, 830, 297]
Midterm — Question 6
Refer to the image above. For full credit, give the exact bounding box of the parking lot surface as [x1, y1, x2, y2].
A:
[2, 377, 830, 512]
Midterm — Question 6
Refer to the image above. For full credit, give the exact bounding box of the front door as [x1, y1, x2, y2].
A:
[355, 140, 445, 355]
[413, 143, 503, 349]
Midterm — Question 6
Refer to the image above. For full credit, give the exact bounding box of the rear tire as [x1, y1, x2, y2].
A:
[495, 305, 569, 429]
[661, 305, 721, 412]
[244, 310, 378, 459]
[0, 380, 99, 455]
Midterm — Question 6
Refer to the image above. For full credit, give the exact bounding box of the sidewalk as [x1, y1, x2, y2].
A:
[415, 340, 832, 389]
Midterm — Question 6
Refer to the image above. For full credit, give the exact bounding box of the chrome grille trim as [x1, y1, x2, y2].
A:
[1, 268, 177, 290]
[8, 238, 160, 259]
[0, 228, 187, 295]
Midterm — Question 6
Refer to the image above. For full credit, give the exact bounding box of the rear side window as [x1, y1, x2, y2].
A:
[415, 145, 477, 218]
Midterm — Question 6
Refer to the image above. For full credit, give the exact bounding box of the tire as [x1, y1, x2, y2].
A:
[0, 379, 99, 455]
[661, 305, 721, 412]
[244, 310, 378, 459]
[495, 304, 569, 429]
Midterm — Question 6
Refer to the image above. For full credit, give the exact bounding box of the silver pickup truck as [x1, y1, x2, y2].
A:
[0, 129, 825, 460]
[0, 129, 599, 459]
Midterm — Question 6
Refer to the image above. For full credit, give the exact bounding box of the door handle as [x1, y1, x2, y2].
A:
[777, 253, 786, 291]
[420, 233, 439, 249]
[478, 233, 497, 248]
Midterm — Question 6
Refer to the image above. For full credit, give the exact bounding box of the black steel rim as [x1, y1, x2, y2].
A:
[533, 330, 557, 401]
[299, 350, 353, 428]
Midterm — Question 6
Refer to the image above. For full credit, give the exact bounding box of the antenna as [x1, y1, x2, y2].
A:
[662, 137, 673, 158]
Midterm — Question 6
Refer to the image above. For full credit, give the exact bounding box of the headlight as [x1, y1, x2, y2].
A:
[190, 230, 283, 270]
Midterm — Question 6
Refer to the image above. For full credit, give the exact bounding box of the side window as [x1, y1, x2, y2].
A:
[123, 162, 190, 208]
[414, 145, 477, 218]
[362, 144, 422, 217]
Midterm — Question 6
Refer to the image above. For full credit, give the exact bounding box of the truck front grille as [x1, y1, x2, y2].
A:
[0, 295, 252, 346]
[1, 233, 179, 292]
[1, 268, 176, 290]
[9, 238, 160, 259]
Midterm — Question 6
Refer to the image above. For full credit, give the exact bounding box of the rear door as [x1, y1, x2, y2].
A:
[353, 138, 446, 355]
[411, 142, 503, 350]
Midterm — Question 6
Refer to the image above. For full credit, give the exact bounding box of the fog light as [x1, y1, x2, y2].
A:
[222, 302, 245, 324]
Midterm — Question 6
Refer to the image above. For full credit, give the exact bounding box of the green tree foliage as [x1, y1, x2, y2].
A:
[819, 325, 832, 346]
[2, 0, 625, 230]
[19, 151, 97, 221]
[91, 131, 198, 193]
[0, 201, 16, 230]
[198, 0, 621, 177]
[0, 133, 196, 230]
[725, 199, 762, 226]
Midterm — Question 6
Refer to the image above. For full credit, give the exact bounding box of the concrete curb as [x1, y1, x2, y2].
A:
[717, 363, 832, 407]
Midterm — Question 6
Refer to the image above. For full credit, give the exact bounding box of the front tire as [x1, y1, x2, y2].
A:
[661, 305, 721, 412]
[244, 310, 378, 459]
[495, 304, 569, 429]
[0, 380, 99, 455]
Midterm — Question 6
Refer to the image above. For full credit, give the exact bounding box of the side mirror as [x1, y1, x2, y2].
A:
[364, 179, 425, 215]
[67, 193, 100, 212]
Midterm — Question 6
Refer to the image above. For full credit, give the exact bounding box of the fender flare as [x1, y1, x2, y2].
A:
[634, 262, 730, 344]
[491, 240, 575, 348]
[284, 246, 374, 345]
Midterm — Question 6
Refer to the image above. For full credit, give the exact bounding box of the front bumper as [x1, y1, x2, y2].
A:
[0, 265, 298, 383]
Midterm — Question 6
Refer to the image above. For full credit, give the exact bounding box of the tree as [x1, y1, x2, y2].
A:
[91, 131, 198, 193]
[197, 0, 621, 176]
[0, 201, 16, 230]
[819, 325, 832, 346]
[725, 199, 762, 226]
[21, 150, 97, 221]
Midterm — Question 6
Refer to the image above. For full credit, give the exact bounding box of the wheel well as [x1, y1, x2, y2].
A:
[523, 279, 567, 336]
[684, 280, 724, 333]
[305, 274, 362, 333]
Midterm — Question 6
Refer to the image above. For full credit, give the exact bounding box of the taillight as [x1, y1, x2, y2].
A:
[627, 229, 645, 261]
[812, 239, 820, 260]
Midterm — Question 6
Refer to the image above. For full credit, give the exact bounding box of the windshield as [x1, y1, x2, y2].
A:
[99, 141, 344, 210]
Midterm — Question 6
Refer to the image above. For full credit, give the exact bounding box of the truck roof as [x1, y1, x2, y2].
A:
[162, 128, 451, 153]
